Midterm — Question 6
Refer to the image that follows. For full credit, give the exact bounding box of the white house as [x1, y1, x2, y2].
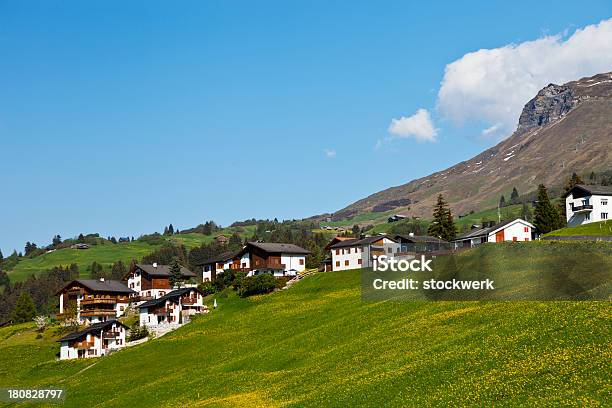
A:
[565, 184, 612, 226]
[58, 320, 129, 360]
[139, 287, 206, 327]
[56, 279, 135, 324]
[452, 218, 534, 249]
[198, 242, 310, 280]
[329, 235, 400, 271]
[125, 263, 197, 301]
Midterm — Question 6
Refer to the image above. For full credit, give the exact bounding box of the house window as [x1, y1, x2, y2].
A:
[602, 199, 608, 205]
[299, 259, 304, 265]
[335, 249, 340, 255]
[585, 213, 591, 221]
[345, 260, 349, 266]
[525, 238, 529, 241]
[335, 261, 340, 267]
[513, 237, 517, 241]
[387, 247, 392, 253]
[524, 227, 529, 232]
[602, 213, 609, 220]
[120, 306, 124, 311]
[358, 259, 362, 265]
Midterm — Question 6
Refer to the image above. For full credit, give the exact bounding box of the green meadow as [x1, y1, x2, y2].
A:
[544, 220, 612, 237]
[6, 226, 257, 283]
[1, 242, 610, 407]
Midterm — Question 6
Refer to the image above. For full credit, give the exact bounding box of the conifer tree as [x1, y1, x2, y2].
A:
[499, 195, 506, 208]
[169, 257, 183, 288]
[168, 224, 174, 235]
[428, 194, 457, 241]
[520, 202, 532, 222]
[510, 187, 519, 204]
[534, 184, 561, 233]
[11, 292, 36, 323]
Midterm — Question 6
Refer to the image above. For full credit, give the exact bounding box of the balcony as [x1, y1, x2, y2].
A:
[572, 204, 593, 213]
[103, 331, 121, 339]
[81, 298, 116, 305]
[80, 309, 117, 317]
[181, 298, 198, 305]
[74, 341, 95, 349]
[252, 262, 286, 270]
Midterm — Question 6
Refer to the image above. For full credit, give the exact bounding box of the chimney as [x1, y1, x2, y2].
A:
[99, 277, 105, 282]
[153, 262, 158, 268]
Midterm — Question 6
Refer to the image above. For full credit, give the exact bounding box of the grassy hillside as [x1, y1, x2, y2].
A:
[1, 242, 609, 407]
[544, 220, 612, 237]
[6, 226, 256, 283]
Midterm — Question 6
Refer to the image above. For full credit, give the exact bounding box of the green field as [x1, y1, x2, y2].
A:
[1, 242, 610, 407]
[544, 220, 612, 237]
[6, 226, 257, 283]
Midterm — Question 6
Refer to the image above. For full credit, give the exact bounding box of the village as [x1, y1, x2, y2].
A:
[53, 184, 611, 360]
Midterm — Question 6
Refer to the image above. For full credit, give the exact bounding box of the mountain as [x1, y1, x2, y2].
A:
[333, 72, 612, 220]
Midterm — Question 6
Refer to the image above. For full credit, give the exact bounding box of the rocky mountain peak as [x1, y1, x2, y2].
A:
[516, 83, 577, 133]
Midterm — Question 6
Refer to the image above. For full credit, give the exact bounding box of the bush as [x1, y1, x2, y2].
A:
[238, 274, 277, 297]
[198, 282, 217, 296]
[128, 324, 149, 342]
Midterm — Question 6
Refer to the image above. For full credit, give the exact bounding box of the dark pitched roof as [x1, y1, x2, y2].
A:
[247, 242, 310, 255]
[57, 279, 136, 295]
[453, 218, 533, 241]
[138, 287, 202, 309]
[329, 235, 397, 249]
[136, 264, 196, 278]
[395, 235, 448, 244]
[58, 319, 129, 342]
[197, 250, 242, 266]
[568, 184, 612, 197]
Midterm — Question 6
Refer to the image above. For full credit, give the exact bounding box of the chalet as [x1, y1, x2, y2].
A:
[329, 235, 400, 271]
[57, 279, 135, 324]
[565, 184, 612, 226]
[452, 218, 534, 249]
[138, 287, 206, 326]
[125, 263, 197, 301]
[215, 235, 229, 245]
[58, 320, 129, 360]
[394, 234, 450, 253]
[388, 214, 407, 223]
[198, 242, 310, 279]
[201, 250, 242, 282]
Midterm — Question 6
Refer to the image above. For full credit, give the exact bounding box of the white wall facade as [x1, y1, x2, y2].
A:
[486, 220, 533, 242]
[566, 193, 610, 226]
[331, 246, 363, 271]
[280, 254, 306, 273]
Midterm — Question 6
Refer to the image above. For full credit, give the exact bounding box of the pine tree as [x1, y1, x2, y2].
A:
[510, 187, 519, 204]
[534, 184, 561, 234]
[499, 195, 506, 208]
[352, 224, 361, 237]
[168, 224, 174, 235]
[77, 233, 85, 243]
[169, 257, 183, 288]
[90, 262, 105, 280]
[428, 194, 457, 241]
[52, 235, 62, 247]
[111, 261, 127, 280]
[11, 292, 36, 323]
[521, 203, 532, 222]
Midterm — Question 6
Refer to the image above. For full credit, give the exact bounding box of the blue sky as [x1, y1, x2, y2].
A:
[1, 1, 611, 254]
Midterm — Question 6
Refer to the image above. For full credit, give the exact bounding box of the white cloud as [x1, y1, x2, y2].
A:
[437, 18, 612, 139]
[323, 148, 336, 158]
[388, 108, 438, 142]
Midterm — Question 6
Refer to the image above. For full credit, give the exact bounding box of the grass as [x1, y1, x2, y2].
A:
[0, 241, 609, 407]
[6, 226, 257, 283]
[544, 220, 612, 237]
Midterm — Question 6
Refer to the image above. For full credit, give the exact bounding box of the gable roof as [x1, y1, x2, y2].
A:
[567, 184, 612, 197]
[57, 279, 136, 295]
[324, 236, 354, 250]
[58, 320, 129, 342]
[394, 235, 448, 244]
[138, 287, 202, 309]
[136, 264, 196, 278]
[197, 250, 242, 266]
[246, 242, 310, 255]
[453, 218, 534, 241]
[329, 235, 397, 249]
